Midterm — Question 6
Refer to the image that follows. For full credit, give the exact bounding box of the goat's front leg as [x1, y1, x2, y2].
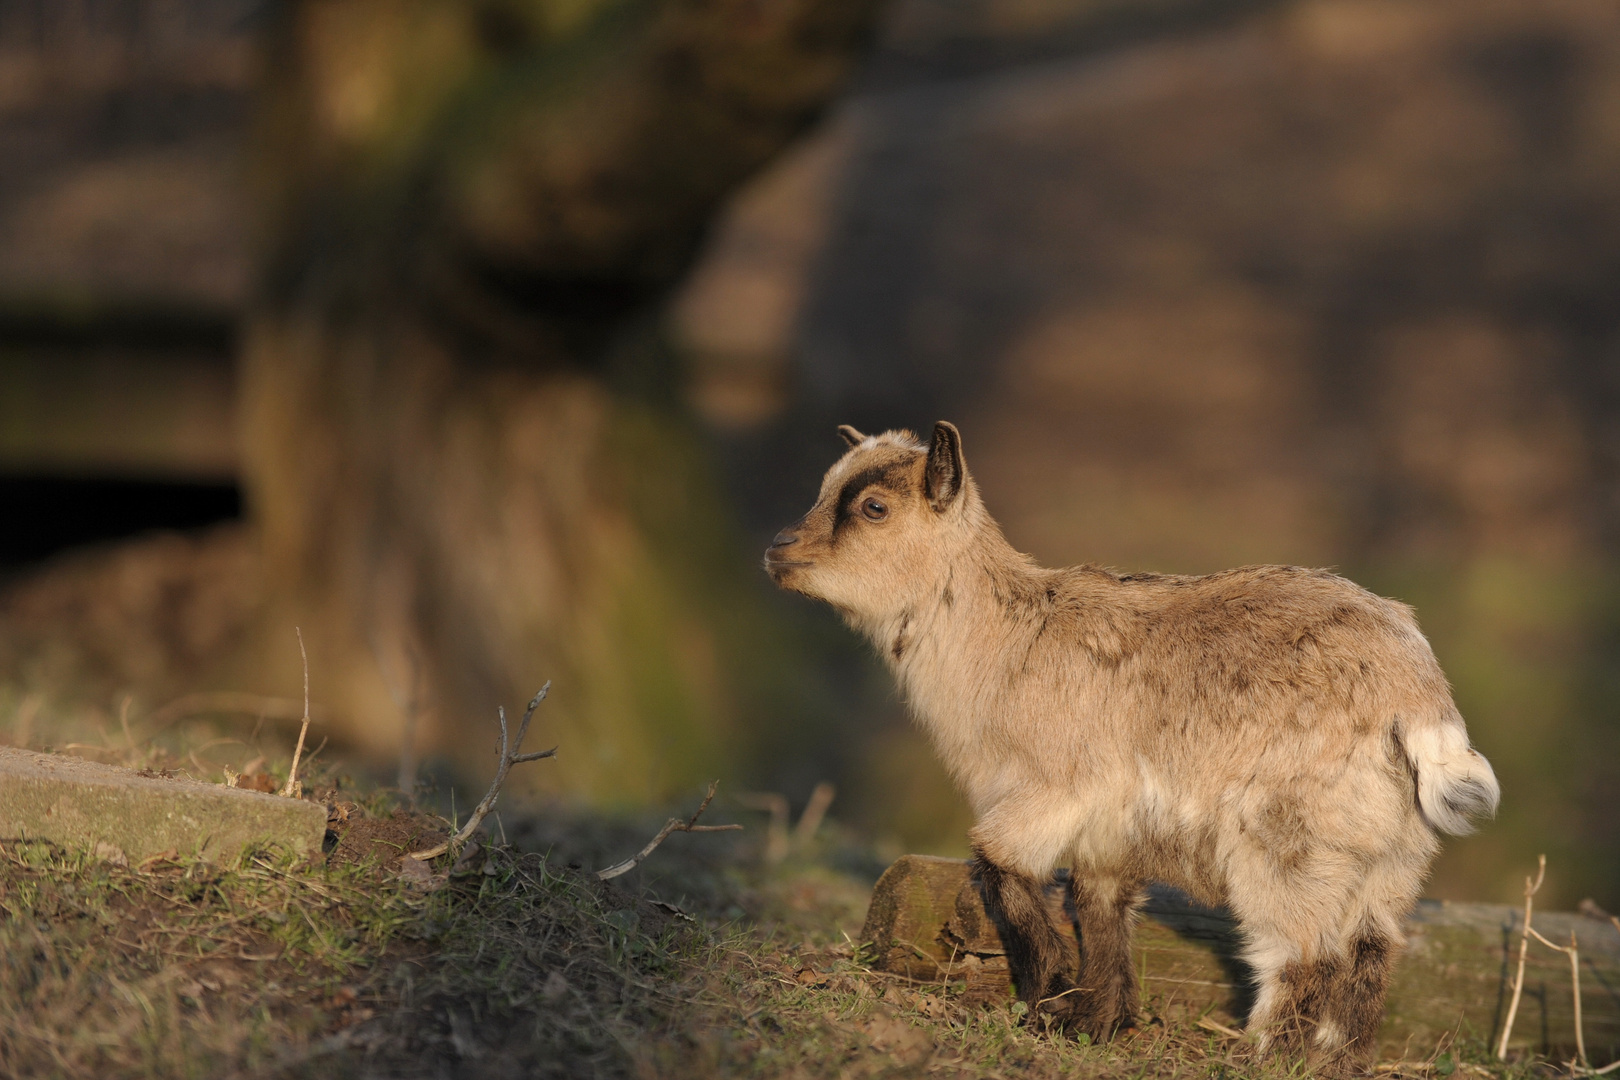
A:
[1065, 876, 1142, 1041]
[972, 845, 1075, 1020]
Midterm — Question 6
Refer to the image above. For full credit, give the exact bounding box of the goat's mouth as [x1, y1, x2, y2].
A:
[762, 551, 813, 583]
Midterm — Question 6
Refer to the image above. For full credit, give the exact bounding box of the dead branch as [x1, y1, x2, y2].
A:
[1497, 854, 1546, 1060]
[1521, 923, 1588, 1067]
[1197, 1016, 1244, 1041]
[11, 693, 40, 748]
[794, 781, 836, 846]
[738, 781, 836, 864]
[371, 634, 424, 805]
[597, 781, 743, 880]
[280, 628, 313, 798]
[408, 683, 554, 861]
[1497, 855, 1593, 1070]
[737, 791, 790, 863]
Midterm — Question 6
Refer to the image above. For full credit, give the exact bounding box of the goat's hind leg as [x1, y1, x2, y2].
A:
[1318, 931, 1394, 1074]
[972, 847, 1075, 1019]
[1062, 876, 1141, 1041]
[1254, 934, 1390, 1077]
[1242, 926, 1336, 1061]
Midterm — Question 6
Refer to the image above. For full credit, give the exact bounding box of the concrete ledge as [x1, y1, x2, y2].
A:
[0, 746, 327, 862]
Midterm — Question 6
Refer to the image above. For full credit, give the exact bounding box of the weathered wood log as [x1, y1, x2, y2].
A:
[861, 855, 1620, 1062]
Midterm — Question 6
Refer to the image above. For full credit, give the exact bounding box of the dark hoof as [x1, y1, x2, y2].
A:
[1052, 1005, 1135, 1044]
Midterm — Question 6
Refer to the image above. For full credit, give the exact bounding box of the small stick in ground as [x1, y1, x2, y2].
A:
[1523, 924, 1586, 1067]
[1497, 854, 1546, 1059]
[372, 634, 424, 805]
[1197, 1016, 1244, 1040]
[119, 696, 135, 753]
[597, 781, 743, 880]
[739, 781, 835, 864]
[793, 781, 836, 846]
[737, 791, 790, 863]
[408, 683, 554, 861]
[1496, 854, 1597, 1070]
[280, 628, 313, 798]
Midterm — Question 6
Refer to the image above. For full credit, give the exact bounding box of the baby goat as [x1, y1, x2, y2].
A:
[765, 422, 1498, 1070]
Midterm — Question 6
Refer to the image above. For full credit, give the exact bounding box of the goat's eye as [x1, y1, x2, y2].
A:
[861, 497, 889, 522]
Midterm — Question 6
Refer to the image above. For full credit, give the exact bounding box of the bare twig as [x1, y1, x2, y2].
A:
[1522, 925, 1587, 1067]
[739, 781, 835, 864]
[118, 696, 135, 753]
[1571, 931, 1588, 1068]
[280, 629, 313, 798]
[408, 683, 554, 861]
[737, 791, 790, 863]
[597, 781, 743, 880]
[1497, 855, 1546, 1059]
[11, 693, 40, 748]
[794, 781, 836, 846]
[1197, 1016, 1245, 1040]
[1497, 854, 1592, 1068]
[372, 635, 424, 805]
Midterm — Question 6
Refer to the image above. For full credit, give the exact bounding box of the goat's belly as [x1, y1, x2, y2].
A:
[971, 778, 1140, 878]
[972, 780, 1232, 902]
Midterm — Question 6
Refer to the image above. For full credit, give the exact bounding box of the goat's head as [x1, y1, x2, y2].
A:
[765, 421, 972, 620]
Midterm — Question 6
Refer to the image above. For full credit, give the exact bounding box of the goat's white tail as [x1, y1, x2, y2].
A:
[1401, 720, 1500, 835]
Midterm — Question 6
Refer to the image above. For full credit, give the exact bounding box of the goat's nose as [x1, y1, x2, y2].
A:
[770, 531, 800, 548]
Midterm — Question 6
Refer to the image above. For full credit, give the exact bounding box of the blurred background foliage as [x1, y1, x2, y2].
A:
[2, 0, 1619, 909]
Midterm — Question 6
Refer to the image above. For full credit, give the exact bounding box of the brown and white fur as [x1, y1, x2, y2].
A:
[764, 422, 1498, 1072]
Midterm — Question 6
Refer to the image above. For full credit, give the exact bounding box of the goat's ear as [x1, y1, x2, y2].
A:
[837, 424, 866, 447]
[925, 421, 965, 512]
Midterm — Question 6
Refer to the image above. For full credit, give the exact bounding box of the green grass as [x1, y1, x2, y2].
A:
[0, 798, 1571, 1079]
[0, 837, 416, 1077]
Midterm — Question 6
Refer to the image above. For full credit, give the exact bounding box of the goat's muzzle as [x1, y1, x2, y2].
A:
[763, 529, 810, 583]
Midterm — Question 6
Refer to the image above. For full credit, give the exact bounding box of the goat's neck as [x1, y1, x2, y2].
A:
[876, 523, 1043, 770]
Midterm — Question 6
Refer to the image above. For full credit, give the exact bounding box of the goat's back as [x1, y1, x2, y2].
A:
[988, 563, 1458, 777]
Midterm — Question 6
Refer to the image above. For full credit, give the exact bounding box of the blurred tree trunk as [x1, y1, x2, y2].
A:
[239, 0, 877, 798]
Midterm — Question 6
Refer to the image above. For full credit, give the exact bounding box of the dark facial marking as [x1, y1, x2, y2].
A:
[833, 462, 914, 532]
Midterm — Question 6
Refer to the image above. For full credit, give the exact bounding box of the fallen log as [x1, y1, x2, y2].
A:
[860, 855, 1620, 1062]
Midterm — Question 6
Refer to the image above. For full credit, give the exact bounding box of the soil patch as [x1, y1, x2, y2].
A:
[327, 806, 449, 870]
